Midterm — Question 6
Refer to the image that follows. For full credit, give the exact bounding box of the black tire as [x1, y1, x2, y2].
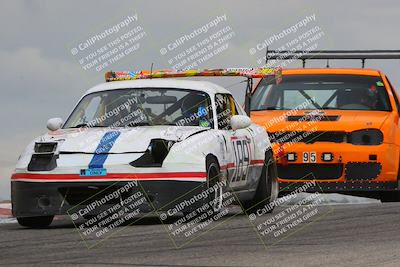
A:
[381, 160, 400, 202]
[206, 157, 224, 212]
[380, 192, 400, 202]
[243, 151, 279, 214]
[17, 216, 54, 228]
[181, 158, 223, 219]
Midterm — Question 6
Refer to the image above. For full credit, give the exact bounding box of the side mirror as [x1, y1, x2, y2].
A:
[47, 118, 63, 131]
[231, 115, 252, 131]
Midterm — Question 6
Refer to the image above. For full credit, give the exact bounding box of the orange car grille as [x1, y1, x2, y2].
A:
[277, 162, 382, 181]
[277, 163, 343, 180]
[345, 162, 382, 180]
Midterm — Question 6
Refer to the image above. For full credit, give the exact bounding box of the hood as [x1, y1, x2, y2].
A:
[41, 126, 208, 153]
[251, 110, 391, 132]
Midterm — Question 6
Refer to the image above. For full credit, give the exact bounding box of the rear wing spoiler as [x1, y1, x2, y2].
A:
[266, 49, 400, 68]
[105, 68, 282, 115]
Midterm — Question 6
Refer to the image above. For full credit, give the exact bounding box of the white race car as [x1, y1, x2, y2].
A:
[11, 69, 279, 228]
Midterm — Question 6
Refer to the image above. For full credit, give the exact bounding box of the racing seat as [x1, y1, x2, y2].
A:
[180, 93, 209, 127]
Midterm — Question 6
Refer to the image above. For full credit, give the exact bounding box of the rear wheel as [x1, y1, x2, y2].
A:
[17, 216, 54, 228]
[243, 151, 279, 213]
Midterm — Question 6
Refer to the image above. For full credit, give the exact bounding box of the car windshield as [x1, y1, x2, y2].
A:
[63, 88, 213, 128]
[251, 74, 392, 111]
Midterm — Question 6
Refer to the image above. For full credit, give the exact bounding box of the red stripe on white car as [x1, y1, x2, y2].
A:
[11, 172, 207, 182]
[0, 203, 12, 218]
[250, 160, 265, 165]
[0, 208, 11, 217]
[220, 160, 264, 170]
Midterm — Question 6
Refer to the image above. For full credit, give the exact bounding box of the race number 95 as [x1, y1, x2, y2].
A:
[302, 152, 316, 163]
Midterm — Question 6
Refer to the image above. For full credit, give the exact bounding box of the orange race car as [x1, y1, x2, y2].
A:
[247, 50, 400, 201]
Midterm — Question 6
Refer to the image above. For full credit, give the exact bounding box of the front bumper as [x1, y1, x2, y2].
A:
[274, 142, 400, 189]
[12, 180, 207, 217]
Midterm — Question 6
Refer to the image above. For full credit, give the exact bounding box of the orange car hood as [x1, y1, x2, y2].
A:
[251, 110, 391, 132]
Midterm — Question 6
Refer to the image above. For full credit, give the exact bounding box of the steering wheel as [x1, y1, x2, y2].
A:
[171, 114, 187, 124]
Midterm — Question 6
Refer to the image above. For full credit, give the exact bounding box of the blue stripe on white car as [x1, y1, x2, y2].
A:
[88, 131, 121, 168]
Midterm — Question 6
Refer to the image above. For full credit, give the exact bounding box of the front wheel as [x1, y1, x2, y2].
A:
[17, 216, 54, 228]
[242, 151, 279, 214]
[381, 161, 400, 202]
[181, 157, 223, 218]
[380, 191, 400, 202]
[206, 157, 224, 212]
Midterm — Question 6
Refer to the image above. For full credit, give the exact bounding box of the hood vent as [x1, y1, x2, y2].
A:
[286, 115, 340, 122]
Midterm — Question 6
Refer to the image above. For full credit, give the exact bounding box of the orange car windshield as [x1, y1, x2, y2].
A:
[251, 74, 392, 111]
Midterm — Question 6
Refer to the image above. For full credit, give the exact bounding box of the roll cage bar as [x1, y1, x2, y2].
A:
[105, 68, 282, 115]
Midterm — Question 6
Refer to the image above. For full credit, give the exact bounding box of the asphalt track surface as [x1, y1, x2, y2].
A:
[1, 203, 399, 267]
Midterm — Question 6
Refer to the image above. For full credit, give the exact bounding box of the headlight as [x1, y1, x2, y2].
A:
[321, 152, 333, 162]
[286, 153, 297, 162]
[130, 139, 175, 167]
[349, 129, 383, 145]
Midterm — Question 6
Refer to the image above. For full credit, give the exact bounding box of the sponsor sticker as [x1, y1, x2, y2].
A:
[80, 168, 107, 176]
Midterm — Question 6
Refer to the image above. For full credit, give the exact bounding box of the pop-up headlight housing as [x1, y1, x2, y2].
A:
[130, 139, 175, 167]
[28, 142, 59, 171]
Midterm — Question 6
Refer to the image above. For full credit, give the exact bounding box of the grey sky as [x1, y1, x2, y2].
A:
[1, 0, 400, 200]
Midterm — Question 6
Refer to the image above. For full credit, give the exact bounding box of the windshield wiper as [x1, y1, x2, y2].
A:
[251, 107, 279, 111]
[125, 122, 180, 127]
[126, 122, 151, 127]
[320, 107, 339, 110]
[68, 123, 107, 128]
